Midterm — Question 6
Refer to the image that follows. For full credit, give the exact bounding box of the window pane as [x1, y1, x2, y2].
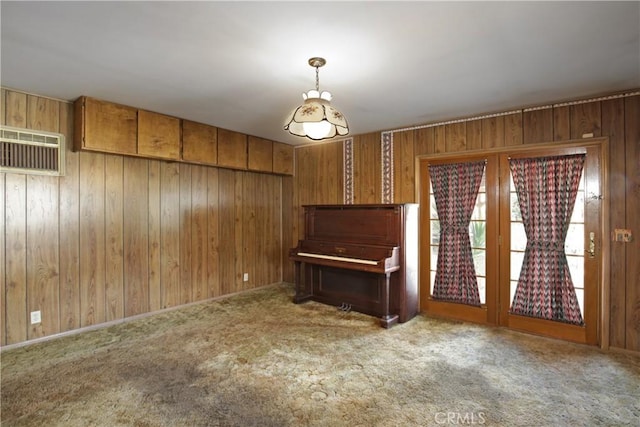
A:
[570, 191, 585, 223]
[430, 246, 439, 271]
[510, 192, 522, 221]
[477, 277, 486, 305]
[510, 280, 518, 307]
[469, 221, 486, 249]
[567, 255, 584, 290]
[574, 288, 585, 318]
[431, 220, 440, 245]
[511, 251, 524, 281]
[430, 270, 436, 295]
[565, 224, 584, 256]
[430, 195, 438, 219]
[471, 193, 487, 220]
[472, 249, 486, 276]
[510, 222, 527, 251]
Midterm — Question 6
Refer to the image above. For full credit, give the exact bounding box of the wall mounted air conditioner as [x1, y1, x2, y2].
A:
[0, 125, 65, 176]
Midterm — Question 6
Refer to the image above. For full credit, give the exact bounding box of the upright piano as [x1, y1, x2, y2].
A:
[289, 204, 419, 328]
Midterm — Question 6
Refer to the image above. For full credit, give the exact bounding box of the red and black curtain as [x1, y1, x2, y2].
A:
[429, 161, 486, 306]
[509, 154, 585, 325]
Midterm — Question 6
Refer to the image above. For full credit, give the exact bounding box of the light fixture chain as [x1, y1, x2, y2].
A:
[315, 66, 320, 91]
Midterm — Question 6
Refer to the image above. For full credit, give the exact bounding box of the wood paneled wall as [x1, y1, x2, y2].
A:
[1, 89, 287, 346]
[292, 92, 640, 353]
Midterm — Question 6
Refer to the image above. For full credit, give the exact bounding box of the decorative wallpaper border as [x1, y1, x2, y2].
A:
[343, 138, 354, 204]
[390, 90, 640, 133]
[381, 131, 394, 204]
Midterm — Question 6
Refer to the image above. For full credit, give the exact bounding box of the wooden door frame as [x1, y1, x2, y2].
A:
[415, 137, 609, 348]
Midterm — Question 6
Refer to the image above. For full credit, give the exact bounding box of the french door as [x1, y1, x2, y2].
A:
[419, 140, 606, 345]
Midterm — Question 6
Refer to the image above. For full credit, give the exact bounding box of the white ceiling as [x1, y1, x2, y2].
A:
[1, 1, 639, 146]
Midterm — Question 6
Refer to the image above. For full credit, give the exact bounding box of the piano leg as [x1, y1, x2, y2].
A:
[380, 272, 399, 328]
[293, 261, 312, 303]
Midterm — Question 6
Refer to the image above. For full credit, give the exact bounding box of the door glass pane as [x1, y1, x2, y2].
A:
[509, 168, 585, 315]
[430, 167, 486, 304]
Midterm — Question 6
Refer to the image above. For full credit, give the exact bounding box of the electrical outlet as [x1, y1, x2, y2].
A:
[614, 228, 633, 242]
[30, 310, 41, 325]
[243, 273, 249, 282]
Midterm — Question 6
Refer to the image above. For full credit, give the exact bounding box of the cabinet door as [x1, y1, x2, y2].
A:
[217, 128, 247, 170]
[75, 96, 137, 155]
[248, 136, 273, 172]
[137, 110, 180, 160]
[182, 120, 217, 165]
[273, 141, 294, 175]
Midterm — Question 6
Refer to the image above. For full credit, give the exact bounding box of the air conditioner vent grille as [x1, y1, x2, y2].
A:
[0, 126, 65, 176]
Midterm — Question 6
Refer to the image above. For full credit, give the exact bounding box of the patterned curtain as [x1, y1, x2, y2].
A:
[509, 154, 585, 325]
[429, 161, 486, 306]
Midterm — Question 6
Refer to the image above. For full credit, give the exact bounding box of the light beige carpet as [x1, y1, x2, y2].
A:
[2, 283, 639, 426]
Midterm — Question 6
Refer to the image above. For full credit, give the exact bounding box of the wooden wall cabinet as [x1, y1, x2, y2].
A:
[217, 128, 247, 170]
[74, 96, 137, 155]
[248, 136, 273, 172]
[182, 120, 218, 165]
[273, 141, 294, 175]
[74, 96, 294, 176]
[137, 110, 181, 160]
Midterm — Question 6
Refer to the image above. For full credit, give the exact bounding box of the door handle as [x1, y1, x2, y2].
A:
[588, 232, 595, 258]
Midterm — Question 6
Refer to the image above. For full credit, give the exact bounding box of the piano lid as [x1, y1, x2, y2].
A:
[304, 204, 414, 246]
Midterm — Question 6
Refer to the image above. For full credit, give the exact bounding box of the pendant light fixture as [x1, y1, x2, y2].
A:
[284, 57, 349, 141]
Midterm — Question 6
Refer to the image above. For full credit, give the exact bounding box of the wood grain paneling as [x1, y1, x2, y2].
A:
[0, 88, 7, 346]
[218, 169, 236, 295]
[624, 95, 640, 351]
[571, 102, 602, 139]
[5, 173, 28, 344]
[207, 168, 221, 298]
[0, 171, 5, 346]
[124, 157, 149, 316]
[482, 116, 504, 148]
[58, 102, 80, 333]
[434, 125, 446, 153]
[354, 133, 381, 204]
[179, 164, 193, 304]
[504, 112, 523, 146]
[6, 91, 27, 127]
[415, 127, 435, 156]
[105, 155, 124, 321]
[234, 172, 244, 292]
[160, 162, 180, 309]
[26, 175, 60, 339]
[148, 160, 162, 312]
[466, 120, 483, 150]
[243, 173, 258, 289]
[523, 108, 553, 144]
[602, 98, 626, 348]
[79, 151, 106, 327]
[553, 106, 571, 141]
[282, 176, 294, 282]
[393, 130, 415, 203]
[2, 89, 289, 346]
[191, 165, 208, 301]
[445, 122, 466, 152]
